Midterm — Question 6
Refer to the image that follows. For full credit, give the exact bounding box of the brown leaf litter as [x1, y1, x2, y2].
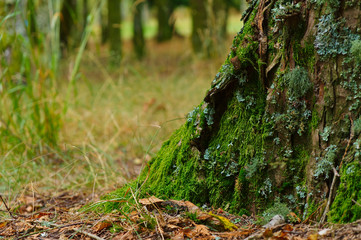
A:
[1, 193, 361, 239]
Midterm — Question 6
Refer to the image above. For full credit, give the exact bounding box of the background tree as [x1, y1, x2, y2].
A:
[107, 0, 122, 65]
[190, 0, 230, 57]
[109, 0, 361, 223]
[190, 0, 207, 54]
[154, 0, 175, 42]
[133, 0, 145, 59]
[60, 0, 77, 51]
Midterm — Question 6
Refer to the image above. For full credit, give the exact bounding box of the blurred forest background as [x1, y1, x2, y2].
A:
[0, 0, 246, 201]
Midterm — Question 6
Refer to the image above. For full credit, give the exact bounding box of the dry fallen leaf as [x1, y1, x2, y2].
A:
[92, 221, 113, 232]
[289, 212, 301, 223]
[208, 211, 238, 231]
[307, 233, 318, 240]
[283, 224, 293, 231]
[139, 196, 164, 206]
[32, 212, 52, 219]
[0, 222, 7, 228]
[168, 200, 200, 213]
[263, 228, 274, 238]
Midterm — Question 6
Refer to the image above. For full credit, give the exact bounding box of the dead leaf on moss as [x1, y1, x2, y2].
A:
[208, 211, 238, 231]
[289, 212, 301, 223]
[92, 221, 113, 232]
[139, 196, 164, 205]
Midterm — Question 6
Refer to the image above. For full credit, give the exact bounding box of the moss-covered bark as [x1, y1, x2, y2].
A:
[107, 0, 361, 223]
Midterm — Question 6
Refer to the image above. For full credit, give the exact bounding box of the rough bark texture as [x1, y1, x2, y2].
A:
[108, 0, 361, 223]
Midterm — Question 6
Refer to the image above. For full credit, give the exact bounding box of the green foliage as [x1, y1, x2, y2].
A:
[285, 66, 312, 99]
[259, 198, 291, 225]
[329, 161, 361, 223]
[310, 0, 340, 13]
[272, 99, 311, 137]
[353, 118, 361, 135]
[185, 212, 201, 224]
[341, 40, 361, 112]
[203, 105, 215, 126]
[314, 145, 338, 179]
[272, 1, 301, 23]
[320, 126, 332, 142]
[350, 40, 361, 63]
[314, 14, 359, 60]
[293, 41, 316, 72]
[0, 2, 62, 148]
[310, 109, 321, 130]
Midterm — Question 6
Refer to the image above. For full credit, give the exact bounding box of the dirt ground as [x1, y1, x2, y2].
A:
[1, 192, 361, 239]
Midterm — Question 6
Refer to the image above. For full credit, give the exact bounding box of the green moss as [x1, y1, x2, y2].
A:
[329, 161, 361, 223]
[310, 109, 321, 130]
[293, 41, 316, 72]
[285, 66, 312, 99]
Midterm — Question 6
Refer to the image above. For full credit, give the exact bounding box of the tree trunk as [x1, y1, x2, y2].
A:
[60, 0, 77, 50]
[190, 0, 208, 54]
[101, 8, 108, 44]
[133, 1, 145, 59]
[154, 0, 174, 42]
[191, 0, 229, 57]
[109, 0, 361, 223]
[107, 0, 122, 65]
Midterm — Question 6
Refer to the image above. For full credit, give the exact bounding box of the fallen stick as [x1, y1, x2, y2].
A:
[17, 221, 105, 240]
[0, 194, 15, 219]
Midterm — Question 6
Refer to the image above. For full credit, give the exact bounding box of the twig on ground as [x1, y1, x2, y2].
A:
[17, 221, 105, 240]
[0, 194, 15, 219]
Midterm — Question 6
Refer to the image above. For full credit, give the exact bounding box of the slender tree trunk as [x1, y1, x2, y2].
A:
[60, 0, 77, 51]
[101, 9, 108, 44]
[190, 0, 207, 54]
[191, 0, 229, 57]
[133, 1, 145, 59]
[107, 0, 122, 65]
[109, 0, 361, 224]
[154, 0, 174, 42]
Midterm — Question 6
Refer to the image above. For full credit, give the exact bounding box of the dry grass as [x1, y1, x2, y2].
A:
[0, 37, 231, 209]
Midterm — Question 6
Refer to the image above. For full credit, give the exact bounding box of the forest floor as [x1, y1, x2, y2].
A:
[2, 27, 361, 239]
[1, 191, 361, 239]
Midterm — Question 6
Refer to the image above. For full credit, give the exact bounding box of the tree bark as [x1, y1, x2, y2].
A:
[110, 0, 361, 223]
[107, 0, 122, 65]
[154, 0, 174, 42]
[133, 1, 145, 59]
[190, 0, 207, 54]
[60, 0, 77, 50]
[191, 0, 229, 56]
